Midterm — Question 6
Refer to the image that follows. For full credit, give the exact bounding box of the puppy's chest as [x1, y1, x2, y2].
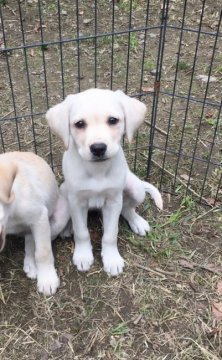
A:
[88, 195, 105, 209]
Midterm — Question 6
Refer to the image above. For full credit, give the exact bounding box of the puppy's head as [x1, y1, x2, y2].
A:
[46, 88, 146, 162]
[0, 162, 16, 252]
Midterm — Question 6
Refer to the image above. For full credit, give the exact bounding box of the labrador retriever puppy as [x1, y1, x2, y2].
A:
[46, 88, 163, 276]
[0, 151, 70, 295]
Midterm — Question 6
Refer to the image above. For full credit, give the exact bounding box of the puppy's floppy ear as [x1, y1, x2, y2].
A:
[116, 90, 147, 142]
[0, 163, 17, 205]
[46, 95, 75, 150]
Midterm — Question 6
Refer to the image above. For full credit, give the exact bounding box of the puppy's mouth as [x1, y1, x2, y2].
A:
[91, 157, 109, 162]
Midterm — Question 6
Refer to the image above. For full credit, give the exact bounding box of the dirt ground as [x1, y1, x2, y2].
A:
[0, 0, 222, 359]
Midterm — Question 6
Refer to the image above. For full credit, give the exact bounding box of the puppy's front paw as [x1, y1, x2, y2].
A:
[102, 247, 124, 276]
[23, 256, 37, 279]
[128, 214, 150, 236]
[73, 243, 94, 271]
[37, 267, 60, 295]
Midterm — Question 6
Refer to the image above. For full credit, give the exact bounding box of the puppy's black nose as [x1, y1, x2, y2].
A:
[90, 143, 107, 157]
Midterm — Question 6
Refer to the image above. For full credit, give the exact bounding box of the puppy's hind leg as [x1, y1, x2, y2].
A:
[32, 207, 60, 295]
[23, 234, 37, 279]
[122, 197, 151, 236]
[50, 191, 70, 240]
[121, 170, 162, 236]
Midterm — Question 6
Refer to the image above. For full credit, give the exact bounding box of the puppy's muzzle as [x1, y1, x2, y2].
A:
[90, 143, 107, 159]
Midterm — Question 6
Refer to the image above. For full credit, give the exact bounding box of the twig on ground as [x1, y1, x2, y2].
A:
[179, 256, 222, 275]
[150, 158, 209, 204]
[134, 263, 177, 278]
[6, 5, 17, 16]
[0, 104, 26, 121]
[145, 121, 168, 136]
[191, 206, 220, 225]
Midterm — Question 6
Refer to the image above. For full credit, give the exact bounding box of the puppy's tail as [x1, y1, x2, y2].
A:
[143, 181, 163, 210]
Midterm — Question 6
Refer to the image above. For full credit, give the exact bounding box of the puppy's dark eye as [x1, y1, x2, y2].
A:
[74, 120, 86, 129]
[108, 117, 119, 125]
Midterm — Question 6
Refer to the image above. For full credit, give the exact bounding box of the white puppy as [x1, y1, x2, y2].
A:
[46, 88, 163, 276]
[0, 152, 69, 295]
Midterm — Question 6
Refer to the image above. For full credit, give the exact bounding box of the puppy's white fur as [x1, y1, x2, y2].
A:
[0, 152, 69, 295]
[46, 89, 163, 276]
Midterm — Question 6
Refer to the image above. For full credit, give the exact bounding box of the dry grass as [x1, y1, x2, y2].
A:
[0, 197, 222, 359]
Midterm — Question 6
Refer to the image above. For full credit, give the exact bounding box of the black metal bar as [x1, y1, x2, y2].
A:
[187, 10, 222, 201]
[2, 87, 221, 124]
[199, 100, 222, 202]
[1, 24, 221, 54]
[159, 0, 187, 187]
[37, 0, 54, 169]
[150, 144, 221, 167]
[76, 0, 81, 92]
[134, 0, 150, 172]
[0, 5, 21, 151]
[214, 172, 222, 205]
[192, 10, 222, 201]
[57, 0, 65, 99]
[17, 1, 37, 153]
[110, 0, 115, 90]
[146, 0, 169, 179]
[172, 0, 206, 191]
[94, 0, 98, 88]
[125, 0, 133, 94]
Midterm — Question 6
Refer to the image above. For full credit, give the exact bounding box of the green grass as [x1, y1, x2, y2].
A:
[144, 59, 156, 71]
[129, 33, 139, 52]
[110, 322, 129, 335]
[177, 61, 191, 71]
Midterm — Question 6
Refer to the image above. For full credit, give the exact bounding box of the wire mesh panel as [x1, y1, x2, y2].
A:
[0, 0, 221, 204]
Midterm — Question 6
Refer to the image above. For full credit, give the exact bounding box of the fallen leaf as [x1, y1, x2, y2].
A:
[59, 333, 73, 344]
[148, 33, 158, 38]
[205, 111, 214, 118]
[40, 350, 49, 360]
[204, 263, 222, 274]
[212, 302, 222, 322]
[142, 86, 154, 93]
[180, 174, 193, 181]
[196, 74, 217, 83]
[178, 259, 194, 270]
[206, 197, 216, 206]
[83, 18, 92, 25]
[217, 280, 222, 295]
[164, 331, 175, 346]
[206, 327, 220, 339]
[78, 10, 84, 15]
[34, 22, 41, 33]
[30, 49, 34, 57]
[33, 23, 46, 33]
[49, 339, 62, 351]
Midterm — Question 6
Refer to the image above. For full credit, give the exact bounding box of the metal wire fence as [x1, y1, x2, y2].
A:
[0, 0, 221, 205]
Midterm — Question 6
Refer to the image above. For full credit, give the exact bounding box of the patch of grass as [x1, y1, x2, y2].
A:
[215, 64, 222, 73]
[41, 44, 48, 51]
[118, 0, 142, 11]
[46, 3, 57, 12]
[129, 33, 139, 52]
[110, 322, 129, 335]
[144, 59, 156, 71]
[177, 61, 191, 71]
